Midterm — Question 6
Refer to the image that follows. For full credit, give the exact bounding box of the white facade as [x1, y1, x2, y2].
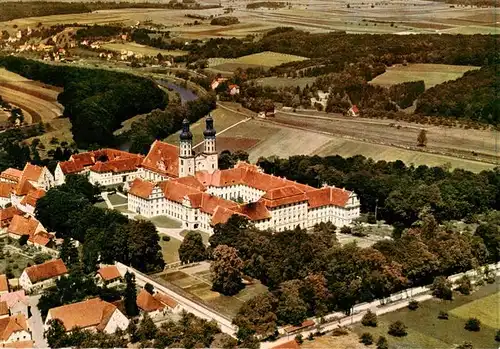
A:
[102, 309, 129, 334]
[2, 329, 31, 344]
[88, 168, 141, 186]
[18, 271, 58, 293]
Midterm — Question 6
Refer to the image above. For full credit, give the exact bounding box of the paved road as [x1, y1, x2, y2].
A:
[28, 295, 48, 348]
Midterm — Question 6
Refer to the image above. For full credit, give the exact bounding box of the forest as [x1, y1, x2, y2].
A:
[256, 155, 499, 230]
[0, 56, 168, 148]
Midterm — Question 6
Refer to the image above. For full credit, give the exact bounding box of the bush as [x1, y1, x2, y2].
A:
[340, 226, 352, 235]
[295, 334, 303, 344]
[33, 253, 49, 265]
[11, 263, 18, 269]
[457, 342, 474, 349]
[486, 276, 495, 284]
[162, 235, 170, 242]
[210, 16, 239, 26]
[144, 283, 154, 295]
[331, 327, 349, 336]
[408, 300, 419, 310]
[464, 318, 481, 332]
[456, 275, 472, 295]
[18, 235, 29, 246]
[495, 330, 500, 342]
[388, 321, 407, 337]
[307, 333, 314, 341]
[437, 311, 449, 320]
[431, 276, 453, 300]
[376, 336, 389, 349]
[361, 310, 378, 327]
[360, 332, 373, 345]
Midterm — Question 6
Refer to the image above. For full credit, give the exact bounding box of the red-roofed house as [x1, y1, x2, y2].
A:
[348, 104, 359, 117]
[19, 259, 67, 292]
[7, 215, 55, 251]
[0, 314, 31, 345]
[0, 207, 22, 228]
[0, 291, 29, 318]
[136, 289, 181, 319]
[44, 298, 128, 334]
[0, 184, 15, 208]
[96, 265, 122, 286]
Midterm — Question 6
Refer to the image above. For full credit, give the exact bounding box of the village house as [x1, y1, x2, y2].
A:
[0, 163, 54, 191]
[136, 289, 180, 320]
[0, 207, 21, 229]
[0, 291, 29, 318]
[0, 276, 7, 296]
[228, 84, 240, 95]
[0, 184, 14, 208]
[0, 314, 31, 345]
[19, 259, 67, 292]
[96, 265, 122, 287]
[210, 77, 227, 90]
[7, 215, 55, 251]
[55, 149, 143, 186]
[44, 298, 129, 334]
[128, 116, 361, 234]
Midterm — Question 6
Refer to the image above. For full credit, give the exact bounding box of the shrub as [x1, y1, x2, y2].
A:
[431, 276, 453, 300]
[18, 235, 29, 246]
[294, 334, 303, 344]
[388, 321, 407, 337]
[486, 276, 495, 284]
[360, 332, 373, 345]
[456, 275, 472, 295]
[210, 16, 239, 26]
[361, 310, 378, 327]
[438, 311, 449, 320]
[162, 235, 170, 242]
[457, 342, 474, 349]
[495, 329, 500, 342]
[376, 336, 389, 349]
[464, 318, 481, 332]
[307, 333, 314, 341]
[408, 300, 419, 310]
[11, 263, 18, 269]
[332, 327, 349, 336]
[340, 226, 352, 235]
[144, 283, 154, 295]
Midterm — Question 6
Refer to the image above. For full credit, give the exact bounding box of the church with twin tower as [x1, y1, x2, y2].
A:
[179, 114, 218, 177]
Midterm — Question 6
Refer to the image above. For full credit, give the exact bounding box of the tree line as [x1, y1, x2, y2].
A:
[257, 155, 499, 231]
[34, 174, 165, 273]
[209, 211, 498, 343]
[0, 56, 168, 148]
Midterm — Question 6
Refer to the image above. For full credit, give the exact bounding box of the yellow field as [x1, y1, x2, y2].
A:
[209, 51, 308, 70]
[450, 292, 500, 328]
[101, 42, 187, 57]
[369, 64, 480, 89]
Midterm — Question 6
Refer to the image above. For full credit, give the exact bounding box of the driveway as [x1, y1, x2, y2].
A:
[28, 295, 48, 348]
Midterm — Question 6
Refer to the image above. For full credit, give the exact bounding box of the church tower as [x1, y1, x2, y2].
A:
[179, 118, 195, 177]
[203, 113, 218, 173]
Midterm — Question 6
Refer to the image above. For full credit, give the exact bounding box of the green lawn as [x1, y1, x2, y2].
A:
[451, 292, 500, 328]
[107, 193, 128, 206]
[93, 200, 108, 209]
[160, 237, 182, 264]
[352, 280, 499, 349]
[150, 216, 182, 229]
[180, 230, 210, 245]
[0, 244, 34, 278]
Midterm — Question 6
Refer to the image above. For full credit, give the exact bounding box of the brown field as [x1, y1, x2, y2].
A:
[369, 63, 480, 89]
[101, 42, 187, 57]
[0, 68, 63, 123]
[251, 76, 316, 88]
[300, 332, 366, 349]
[1, 0, 498, 37]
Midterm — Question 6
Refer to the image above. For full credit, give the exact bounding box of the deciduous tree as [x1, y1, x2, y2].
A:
[211, 245, 243, 296]
[179, 231, 206, 264]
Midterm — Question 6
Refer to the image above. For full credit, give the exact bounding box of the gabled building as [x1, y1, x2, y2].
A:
[136, 289, 180, 319]
[44, 298, 129, 334]
[0, 291, 29, 318]
[0, 207, 22, 228]
[0, 276, 8, 296]
[0, 184, 15, 208]
[0, 314, 31, 345]
[19, 259, 67, 292]
[7, 215, 55, 251]
[96, 265, 122, 286]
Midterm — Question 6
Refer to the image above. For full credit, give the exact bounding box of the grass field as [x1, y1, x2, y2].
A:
[159, 236, 182, 264]
[450, 292, 500, 328]
[251, 76, 316, 88]
[352, 281, 500, 349]
[150, 216, 182, 229]
[0, 68, 64, 124]
[156, 267, 268, 318]
[107, 193, 128, 206]
[209, 51, 308, 71]
[369, 64, 480, 89]
[101, 42, 187, 57]
[27, 118, 74, 156]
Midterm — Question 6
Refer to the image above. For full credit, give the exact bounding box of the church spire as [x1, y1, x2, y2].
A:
[180, 118, 193, 141]
[203, 113, 216, 138]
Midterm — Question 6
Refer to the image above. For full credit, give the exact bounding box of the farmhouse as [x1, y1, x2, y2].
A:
[128, 116, 361, 234]
[7, 215, 55, 251]
[44, 298, 129, 334]
[136, 289, 180, 319]
[96, 265, 122, 286]
[0, 207, 22, 228]
[0, 291, 29, 318]
[19, 259, 67, 292]
[0, 314, 31, 345]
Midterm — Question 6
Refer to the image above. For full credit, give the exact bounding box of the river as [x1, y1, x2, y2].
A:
[157, 80, 198, 103]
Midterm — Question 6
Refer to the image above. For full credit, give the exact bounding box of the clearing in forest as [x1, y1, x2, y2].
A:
[369, 63, 480, 89]
[209, 51, 308, 71]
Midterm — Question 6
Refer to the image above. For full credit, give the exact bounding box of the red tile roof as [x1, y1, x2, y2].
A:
[24, 259, 67, 283]
[48, 298, 118, 332]
[128, 178, 155, 199]
[0, 314, 28, 341]
[0, 207, 22, 222]
[158, 180, 200, 204]
[21, 163, 42, 182]
[0, 275, 8, 293]
[97, 266, 121, 281]
[7, 215, 40, 238]
[19, 189, 45, 207]
[186, 192, 237, 215]
[259, 186, 308, 209]
[271, 340, 301, 349]
[0, 169, 22, 183]
[0, 291, 29, 309]
[237, 201, 271, 221]
[58, 161, 84, 175]
[153, 292, 178, 309]
[305, 187, 351, 208]
[141, 140, 179, 178]
[90, 156, 143, 173]
[0, 183, 15, 198]
[12, 179, 36, 196]
[59, 149, 140, 174]
[0, 302, 8, 317]
[136, 289, 164, 312]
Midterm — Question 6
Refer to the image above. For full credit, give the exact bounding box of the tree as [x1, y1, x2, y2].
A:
[233, 291, 278, 340]
[464, 318, 481, 331]
[438, 311, 449, 320]
[417, 129, 427, 147]
[430, 276, 453, 300]
[178, 231, 206, 264]
[33, 253, 49, 265]
[211, 245, 243, 296]
[295, 334, 303, 344]
[144, 283, 154, 295]
[361, 310, 378, 327]
[123, 220, 165, 273]
[495, 329, 500, 342]
[18, 235, 29, 246]
[276, 280, 308, 325]
[360, 332, 374, 345]
[408, 300, 419, 310]
[376, 336, 389, 349]
[124, 271, 139, 317]
[44, 319, 68, 348]
[59, 238, 79, 269]
[388, 321, 407, 337]
[137, 313, 157, 341]
[456, 275, 472, 295]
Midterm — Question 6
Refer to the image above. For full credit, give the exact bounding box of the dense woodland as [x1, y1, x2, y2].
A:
[0, 56, 167, 148]
[0, 0, 216, 22]
[257, 155, 500, 230]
